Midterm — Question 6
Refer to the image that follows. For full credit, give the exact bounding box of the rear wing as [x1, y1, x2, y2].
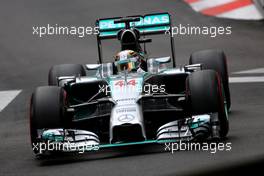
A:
[95, 12, 176, 67]
[96, 13, 171, 39]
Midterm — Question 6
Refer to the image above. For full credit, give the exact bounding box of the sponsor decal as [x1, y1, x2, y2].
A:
[118, 114, 135, 122]
[99, 14, 169, 30]
[116, 107, 137, 113]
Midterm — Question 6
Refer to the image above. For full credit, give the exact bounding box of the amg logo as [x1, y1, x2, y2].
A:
[116, 107, 136, 113]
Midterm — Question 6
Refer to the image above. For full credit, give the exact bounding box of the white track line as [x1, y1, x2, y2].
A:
[217, 4, 263, 20]
[229, 76, 264, 83]
[234, 68, 264, 74]
[0, 90, 21, 112]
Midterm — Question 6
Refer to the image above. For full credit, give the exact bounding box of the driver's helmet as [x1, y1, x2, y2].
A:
[114, 50, 140, 72]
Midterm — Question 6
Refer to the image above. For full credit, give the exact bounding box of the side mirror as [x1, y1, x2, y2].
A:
[154, 56, 171, 63]
[86, 64, 101, 70]
[147, 57, 171, 73]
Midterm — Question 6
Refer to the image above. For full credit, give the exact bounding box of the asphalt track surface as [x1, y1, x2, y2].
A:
[0, 0, 264, 176]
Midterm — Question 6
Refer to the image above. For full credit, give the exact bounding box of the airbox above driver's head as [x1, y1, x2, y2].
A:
[119, 29, 140, 51]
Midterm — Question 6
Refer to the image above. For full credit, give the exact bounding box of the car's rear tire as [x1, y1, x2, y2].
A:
[48, 64, 86, 86]
[30, 86, 67, 153]
[186, 70, 229, 138]
[189, 49, 231, 110]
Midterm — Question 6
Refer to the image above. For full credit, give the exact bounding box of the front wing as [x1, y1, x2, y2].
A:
[34, 113, 221, 155]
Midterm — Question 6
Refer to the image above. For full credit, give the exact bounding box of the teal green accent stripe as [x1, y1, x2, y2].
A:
[99, 139, 177, 149]
[190, 120, 207, 129]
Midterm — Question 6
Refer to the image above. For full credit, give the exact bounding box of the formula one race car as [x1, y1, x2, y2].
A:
[30, 12, 231, 155]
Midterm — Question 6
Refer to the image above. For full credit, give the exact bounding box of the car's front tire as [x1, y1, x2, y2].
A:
[186, 70, 229, 138]
[30, 86, 67, 153]
[189, 49, 231, 110]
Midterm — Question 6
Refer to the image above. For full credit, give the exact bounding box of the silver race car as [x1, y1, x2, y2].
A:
[30, 12, 230, 155]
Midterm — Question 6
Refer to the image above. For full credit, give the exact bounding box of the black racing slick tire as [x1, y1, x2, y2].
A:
[186, 70, 229, 138]
[30, 86, 67, 153]
[189, 49, 231, 110]
[48, 64, 86, 86]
